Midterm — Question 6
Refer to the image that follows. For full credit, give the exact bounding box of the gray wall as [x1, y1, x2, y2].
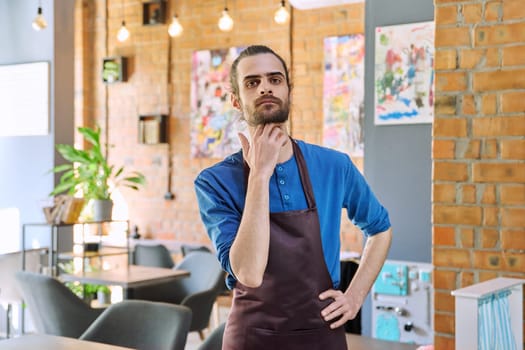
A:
[361, 0, 434, 336]
[0, 0, 74, 251]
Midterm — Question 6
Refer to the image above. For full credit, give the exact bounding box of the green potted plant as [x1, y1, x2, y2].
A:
[50, 125, 146, 221]
[58, 261, 108, 304]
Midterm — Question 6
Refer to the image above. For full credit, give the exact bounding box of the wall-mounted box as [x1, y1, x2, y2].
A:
[142, 1, 167, 25]
[102, 57, 127, 83]
[138, 115, 168, 144]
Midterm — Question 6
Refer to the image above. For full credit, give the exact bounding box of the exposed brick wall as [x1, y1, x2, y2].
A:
[433, 0, 525, 348]
[74, 0, 364, 249]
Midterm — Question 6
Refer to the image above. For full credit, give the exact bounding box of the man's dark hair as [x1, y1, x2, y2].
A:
[229, 45, 291, 98]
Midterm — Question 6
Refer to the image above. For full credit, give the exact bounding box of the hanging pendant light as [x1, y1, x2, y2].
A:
[274, 0, 290, 24]
[117, 0, 129, 42]
[117, 21, 130, 42]
[218, 1, 233, 32]
[168, 15, 183, 37]
[32, 0, 47, 31]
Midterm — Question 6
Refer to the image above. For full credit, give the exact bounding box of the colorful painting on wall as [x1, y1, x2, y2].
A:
[374, 21, 435, 125]
[323, 34, 365, 157]
[190, 47, 244, 158]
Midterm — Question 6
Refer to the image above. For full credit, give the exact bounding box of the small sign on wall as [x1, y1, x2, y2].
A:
[0, 62, 50, 136]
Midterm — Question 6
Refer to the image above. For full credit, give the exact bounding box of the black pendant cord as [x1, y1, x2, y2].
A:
[164, 6, 175, 201]
[104, 0, 109, 159]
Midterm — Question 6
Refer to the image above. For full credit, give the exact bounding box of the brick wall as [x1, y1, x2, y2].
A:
[433, 0, 525, 348]
[74, 0, 364, 249]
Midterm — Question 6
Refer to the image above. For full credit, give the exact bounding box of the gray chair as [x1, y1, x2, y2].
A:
[14, 271, 104, 338]
[198, 322, 225, 350]
[132, 243, 175, 268]
[132, 251, 226, 340]
[79, 300, 192, 350]
[180, 244, 212, 257]
[0, 248, 43, 338]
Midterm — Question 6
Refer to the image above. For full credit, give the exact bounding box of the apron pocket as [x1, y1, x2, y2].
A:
[247, 326, 343, 350]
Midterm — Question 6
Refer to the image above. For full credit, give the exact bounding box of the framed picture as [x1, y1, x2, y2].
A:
[374, 21, 435, 125]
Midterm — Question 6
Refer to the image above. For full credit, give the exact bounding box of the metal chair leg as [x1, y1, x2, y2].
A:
[6, 303, 11, 338]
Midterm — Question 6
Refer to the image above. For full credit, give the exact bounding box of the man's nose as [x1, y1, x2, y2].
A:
[259, 81, 272, 94]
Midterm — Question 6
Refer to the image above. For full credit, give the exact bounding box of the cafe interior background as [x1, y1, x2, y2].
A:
[0, 0, 524, 348]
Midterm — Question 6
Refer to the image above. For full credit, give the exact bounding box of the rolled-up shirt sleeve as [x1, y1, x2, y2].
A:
[342, 157, 391, 236]
[194, 169, 242, 288]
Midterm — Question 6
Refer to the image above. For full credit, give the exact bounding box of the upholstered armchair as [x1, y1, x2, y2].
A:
[14, 271, 104, 338]
[131, 249, 226, 340]
[79, 299, 192, 350]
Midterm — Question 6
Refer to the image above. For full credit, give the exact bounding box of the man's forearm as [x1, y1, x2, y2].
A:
[230, 173, 271, 288]
[344, 228, 392, 310]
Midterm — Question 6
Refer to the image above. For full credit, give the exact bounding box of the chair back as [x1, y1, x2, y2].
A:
[180, 244, 211, 257]
[0, 249, 42, 303]
[174, 251, 226, 332]
[80, 300, 192, 350]
[175, 251, 224, 298]
[133, 244, 174, 268]
[198, 323, 225, 350]
[130, 250, 226, 334]
[15, 271, 103, 338]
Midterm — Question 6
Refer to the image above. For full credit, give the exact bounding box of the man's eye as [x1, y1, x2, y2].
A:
[270, 77, 282, 84]
[246, 80, 259, 88]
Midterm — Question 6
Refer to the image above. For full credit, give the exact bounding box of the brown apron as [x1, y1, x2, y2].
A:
[222, 140, 347, 350]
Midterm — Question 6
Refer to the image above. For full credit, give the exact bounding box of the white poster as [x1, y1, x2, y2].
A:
[0, 62, 50, 136]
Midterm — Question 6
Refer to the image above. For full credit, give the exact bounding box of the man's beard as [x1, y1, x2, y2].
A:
[244, 96, 290, 126]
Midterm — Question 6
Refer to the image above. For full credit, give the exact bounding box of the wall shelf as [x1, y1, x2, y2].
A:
[22, 220, 130, 277]
[102, 56, 127, 84]
[142, 1, 167, 25]
[138, 114, 168, 144]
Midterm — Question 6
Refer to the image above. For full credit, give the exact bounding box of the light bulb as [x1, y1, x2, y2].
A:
[274, 1, 290, 24]
[168, 15, 183, 37]
[32, 7, 47, 31]
[218, 8, 234, 32]
[117, 21, 130, 42]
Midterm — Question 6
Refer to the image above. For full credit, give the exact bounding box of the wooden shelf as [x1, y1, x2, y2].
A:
[58, 246, 129, 260]
[102, 56, 127, 83]
[138, 114, 168, 144]
[142, 1, 166, 25]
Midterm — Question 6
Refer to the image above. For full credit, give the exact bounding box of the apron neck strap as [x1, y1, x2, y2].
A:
[243, 138, 316, 209]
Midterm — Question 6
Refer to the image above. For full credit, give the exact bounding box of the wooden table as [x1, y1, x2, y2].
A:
[60, 265, 189, 298]
[0, 334, 133, 349]
[346, 334, 420, 350]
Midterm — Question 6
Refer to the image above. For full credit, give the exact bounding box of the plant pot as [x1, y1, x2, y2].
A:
[92, 199, 113, 222]
[97, 290, 111, 305]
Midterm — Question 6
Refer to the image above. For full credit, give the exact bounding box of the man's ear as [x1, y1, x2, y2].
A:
[231, 93, 241, 111]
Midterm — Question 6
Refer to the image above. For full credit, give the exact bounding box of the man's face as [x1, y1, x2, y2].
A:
[232, 53, 290, 126]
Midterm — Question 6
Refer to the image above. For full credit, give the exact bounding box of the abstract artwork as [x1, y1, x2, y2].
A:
[190, 47, 244, 158]
[374, 21, 435, 125]
[323, 34, 365, 157]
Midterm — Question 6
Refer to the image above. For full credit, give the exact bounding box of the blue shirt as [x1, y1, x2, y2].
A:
[194, 140, 391, 289]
